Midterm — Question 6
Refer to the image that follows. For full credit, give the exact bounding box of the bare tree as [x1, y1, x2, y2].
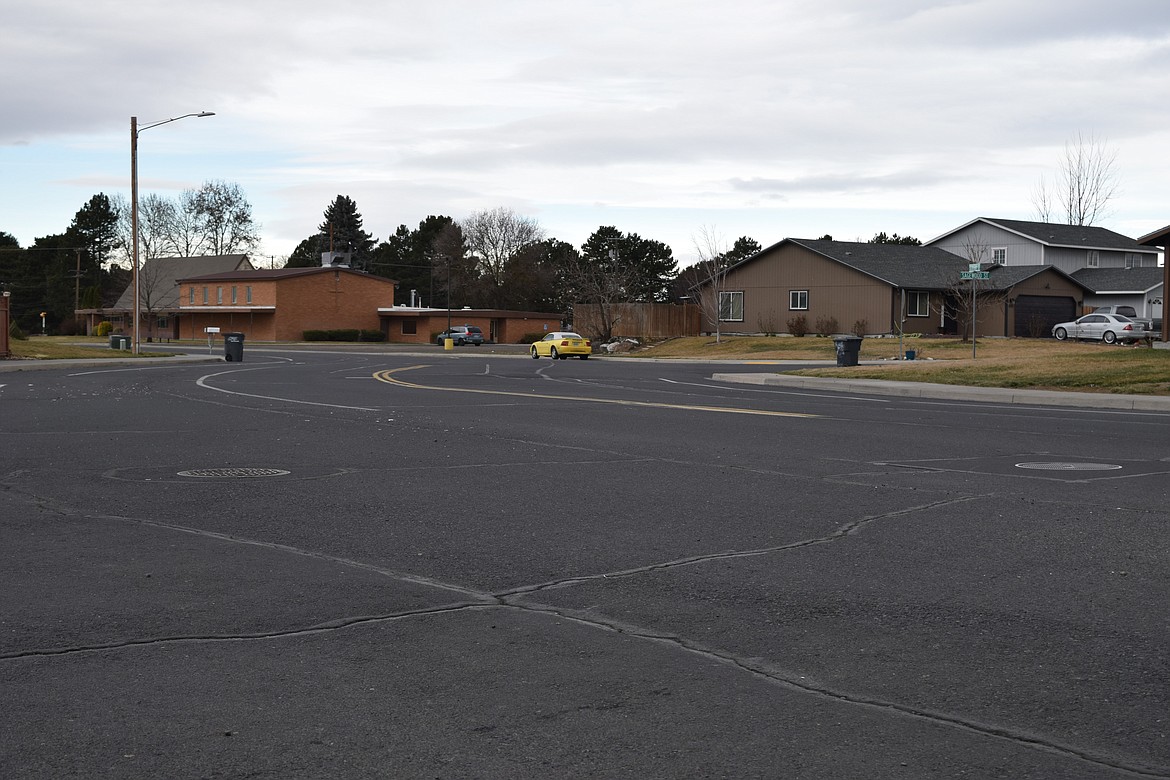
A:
[191, 180, 261, 255]
[559, 248, 641, 343]
[934, 238, 1007, 345]
[460, 207, 543, 306]
[691, 226, 730, 343]
[1032, 132, 1120, 226]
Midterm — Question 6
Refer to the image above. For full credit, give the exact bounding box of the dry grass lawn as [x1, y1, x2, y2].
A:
[625, 335, 1170, 395]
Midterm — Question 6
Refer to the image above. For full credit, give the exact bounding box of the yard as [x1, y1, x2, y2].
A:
[627, 336, 1170, 396]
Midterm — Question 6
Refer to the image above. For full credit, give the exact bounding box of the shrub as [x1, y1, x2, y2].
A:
[519, 332, 546, 344]
[95, 321, 113, 337]
[814, 315, 839, 337]
[851, 319, 868, 338]
[303, 330, 329, 341]
[757, 312, 779, 336]
[329, 329, 360, 341]
[359, 329, 386, 342]
[786, 314, 809, 337]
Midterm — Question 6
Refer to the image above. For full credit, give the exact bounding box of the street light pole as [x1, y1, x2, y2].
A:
[130, 112, 214, 354]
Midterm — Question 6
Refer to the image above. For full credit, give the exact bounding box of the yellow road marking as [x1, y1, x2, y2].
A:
[372, 366, 819, 419]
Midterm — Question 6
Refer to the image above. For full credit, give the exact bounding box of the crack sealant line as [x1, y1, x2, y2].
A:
[498, 495, 989, 599]
[507, 600, 1170, 780]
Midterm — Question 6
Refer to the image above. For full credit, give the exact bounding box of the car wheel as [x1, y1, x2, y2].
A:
[1054, 327, 1067, 341]
[1103, 331, 1117, 344]
[531, 347, 539, 359]
[550, 346, 559, 359]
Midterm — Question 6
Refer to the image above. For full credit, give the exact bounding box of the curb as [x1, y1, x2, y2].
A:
[711, 373, 1170, 411]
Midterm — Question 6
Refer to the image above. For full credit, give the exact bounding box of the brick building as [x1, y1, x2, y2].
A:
[177, 267, 398, 341]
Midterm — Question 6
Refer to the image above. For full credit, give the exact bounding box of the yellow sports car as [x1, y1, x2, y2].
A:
[531, 331, 592, 360]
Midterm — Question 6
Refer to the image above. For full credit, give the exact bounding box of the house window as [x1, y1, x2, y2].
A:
[719, 291, 744, 321]
[907, 290, 929, 317]
[231, 286, 237, 304]
[202, 287, 208, 304]
[188, 287, 195, 305]
[245, 286, 253, 304]
[789, 290, 809, 311]
[1087, 250, 1099, 268]
[401, 320, 417, 335]
[1125, 253, 1143, 269]
[216, 286, 223, 305]
[992, 247, 1007, 264]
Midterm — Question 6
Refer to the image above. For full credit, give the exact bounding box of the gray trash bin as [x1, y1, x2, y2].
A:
[224, 332, 245, 362]
[832, 335, 862, 367]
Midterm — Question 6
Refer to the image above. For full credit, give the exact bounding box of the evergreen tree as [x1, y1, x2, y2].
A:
[318, 195, 376, 271]
[580, 226, 677, 302]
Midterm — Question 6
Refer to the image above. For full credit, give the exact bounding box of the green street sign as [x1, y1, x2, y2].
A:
[960, 271, 991, 280]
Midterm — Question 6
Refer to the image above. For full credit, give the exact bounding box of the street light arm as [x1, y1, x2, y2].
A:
[137, 112, 216, 134]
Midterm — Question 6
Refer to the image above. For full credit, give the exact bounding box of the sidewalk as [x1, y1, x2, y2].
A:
[0, 354, 224, 373]
[712, 372, 1170, 411]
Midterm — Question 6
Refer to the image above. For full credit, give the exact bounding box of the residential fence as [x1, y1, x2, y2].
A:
[573, 303, 701, 340]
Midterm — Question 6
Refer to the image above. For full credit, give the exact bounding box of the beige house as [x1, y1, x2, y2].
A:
[702, 239, 1089, 338]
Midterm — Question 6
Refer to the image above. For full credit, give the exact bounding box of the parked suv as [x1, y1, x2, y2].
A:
[436, 325, 484, 346]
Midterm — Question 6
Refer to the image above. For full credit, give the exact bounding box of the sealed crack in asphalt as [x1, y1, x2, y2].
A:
[3, 482, 1167, 778]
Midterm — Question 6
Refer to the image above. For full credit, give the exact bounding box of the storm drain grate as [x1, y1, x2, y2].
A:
[177, 468, 291, 478]
[1015, 462, 1122, 472]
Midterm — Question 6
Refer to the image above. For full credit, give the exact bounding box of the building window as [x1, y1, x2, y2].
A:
[992, 247, 1007, 264]
[189, 287, 194, 305]
[1087, 250, 1099, 268]
[245, 286, 253, 304]
[401, 320, 417, 335]
[789, 290, 809, 311]
[719, 291, 744, 321]
[216, 286, 223, 305]
[231, 286, 237, 304]
[1125, 253, 1145, 269]
[202, 287, 208, 304]
[907, 290, 929, 317]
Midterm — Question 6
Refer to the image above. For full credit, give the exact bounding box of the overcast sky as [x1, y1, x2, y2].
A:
[4, 0, 1169, 267]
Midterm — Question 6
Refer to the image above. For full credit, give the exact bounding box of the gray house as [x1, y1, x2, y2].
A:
[927, 218, 1159, 274]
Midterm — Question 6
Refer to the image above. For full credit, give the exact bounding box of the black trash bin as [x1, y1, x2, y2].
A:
[832, 334, 862, 367]
[224, 332, 245, 362]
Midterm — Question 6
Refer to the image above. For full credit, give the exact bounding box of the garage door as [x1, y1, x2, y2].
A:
[1014, 295, 1077, 337]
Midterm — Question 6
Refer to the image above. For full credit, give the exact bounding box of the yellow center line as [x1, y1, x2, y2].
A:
[372, 366, 819, 419]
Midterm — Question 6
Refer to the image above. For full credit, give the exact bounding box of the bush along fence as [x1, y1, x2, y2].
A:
[302, 329, 386, 342]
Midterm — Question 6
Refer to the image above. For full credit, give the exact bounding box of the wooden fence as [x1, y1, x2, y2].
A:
[573, 303, 701, 340]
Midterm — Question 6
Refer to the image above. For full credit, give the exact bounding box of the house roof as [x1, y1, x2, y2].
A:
[1070, 267, 1165, 294]
[1136, 224, 1170, 247]
[178, 266, 396, 284]
[788, 239, 975, 289]
[718, 238, 1092, 293]
[928, 218, 1154, 253]
[111, 255, 252, 311]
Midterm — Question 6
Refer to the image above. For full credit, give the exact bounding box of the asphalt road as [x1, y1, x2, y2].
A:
[2, 346, 1168, 779]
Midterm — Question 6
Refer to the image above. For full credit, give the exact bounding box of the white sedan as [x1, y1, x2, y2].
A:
[1052, 314, 1148, 344]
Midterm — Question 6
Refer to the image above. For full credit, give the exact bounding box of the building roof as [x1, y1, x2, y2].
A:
[719, 238, 1091, 293]
[1136, 224, 1170, 247]
[111, 255, 252, 312]
[1069, 267, 1165, 294]
[929, 218, 1154, 253]
[788, 239, 975, 289]
[178, 266, 396, 284]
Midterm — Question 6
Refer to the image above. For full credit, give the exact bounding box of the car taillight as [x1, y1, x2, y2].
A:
[1123, 324, 1132, 331]
[585, 340, 591, 346]
[561, 340, 569, 346]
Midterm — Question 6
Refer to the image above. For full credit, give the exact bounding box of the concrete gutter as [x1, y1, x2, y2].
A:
[0, 355, 224, 373]
[712, 372, 1170, 412]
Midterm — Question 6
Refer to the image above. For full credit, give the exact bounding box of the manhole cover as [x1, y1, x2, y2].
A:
[177, 468, 291, 478]
[1015, 462, 1122, 472]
